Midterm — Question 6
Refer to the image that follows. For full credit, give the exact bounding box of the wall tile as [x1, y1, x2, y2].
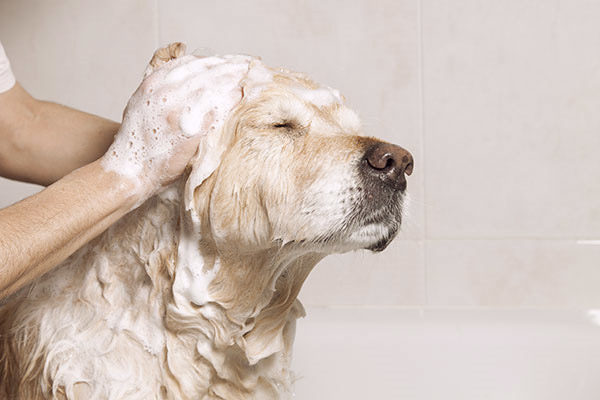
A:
[301, 239, 424, 306]
[422, 0, 600, 239]
[427, 239, 600, 307]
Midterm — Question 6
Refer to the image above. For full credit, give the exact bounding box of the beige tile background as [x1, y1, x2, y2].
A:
[1, 0, 598, 308]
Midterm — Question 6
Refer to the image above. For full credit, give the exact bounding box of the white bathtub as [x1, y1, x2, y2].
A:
[292, 307, 600, 399]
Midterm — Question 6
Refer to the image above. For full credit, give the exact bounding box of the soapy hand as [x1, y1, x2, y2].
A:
[101, 50, 251, 201]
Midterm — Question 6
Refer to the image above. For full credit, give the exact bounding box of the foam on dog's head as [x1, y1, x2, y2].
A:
[101, 54, 251, 198]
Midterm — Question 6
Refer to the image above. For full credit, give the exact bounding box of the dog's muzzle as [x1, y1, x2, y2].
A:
[355, 140, 414, 251]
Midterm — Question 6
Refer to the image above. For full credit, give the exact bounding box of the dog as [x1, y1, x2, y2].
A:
[0, 43, 413, 399]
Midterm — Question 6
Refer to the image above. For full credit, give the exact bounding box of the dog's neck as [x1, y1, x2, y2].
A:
[88, 181, 322, 398]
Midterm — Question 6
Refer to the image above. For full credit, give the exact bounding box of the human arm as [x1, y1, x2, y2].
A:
[0, 46, 250, 298]
[0, 82, 119, 186]
[0, 159, 139, 298]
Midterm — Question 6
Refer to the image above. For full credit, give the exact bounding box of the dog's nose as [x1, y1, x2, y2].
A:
[363, 142, 414, 191]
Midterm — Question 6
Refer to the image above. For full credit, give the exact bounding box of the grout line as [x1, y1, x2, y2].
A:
[303, 304, 599, 312]
[417, 0, 428, 305]
[365, 237, 595, 242]
[426, 237, 600, 242]
[577, 240, 600, 245]
[153, 0, 160, 48]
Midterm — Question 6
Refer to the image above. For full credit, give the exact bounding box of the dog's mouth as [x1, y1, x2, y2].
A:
[366, 234, 395, 252]
[363, 217, 400, 252]
[345, 195, 404, 252]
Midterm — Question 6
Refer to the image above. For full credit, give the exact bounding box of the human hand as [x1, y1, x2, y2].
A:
[101, 44, 251, 202]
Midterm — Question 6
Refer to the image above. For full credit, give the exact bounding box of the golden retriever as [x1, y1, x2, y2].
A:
[0, 43, 413, 399]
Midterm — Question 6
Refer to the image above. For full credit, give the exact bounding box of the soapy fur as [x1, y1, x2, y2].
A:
[102, 48, 250, 199]
[0, 44, 409, 399]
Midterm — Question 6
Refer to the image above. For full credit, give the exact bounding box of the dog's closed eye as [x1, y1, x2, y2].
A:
[272, 120, 310, 137]
[272, 121, 294, 129]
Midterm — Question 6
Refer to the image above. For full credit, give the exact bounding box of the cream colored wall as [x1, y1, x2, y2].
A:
[1, 0, 598, 308]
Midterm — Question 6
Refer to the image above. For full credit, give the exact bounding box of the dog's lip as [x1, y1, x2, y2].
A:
[352, 189, 404, 224]
[361, 214, 400, 226]
[358, 206, 402, 227]
[366, 236, 393, 252]
[363, 221, 399, 252]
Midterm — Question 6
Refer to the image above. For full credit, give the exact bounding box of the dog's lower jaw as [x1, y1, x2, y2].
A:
[367, 234, 395, 252]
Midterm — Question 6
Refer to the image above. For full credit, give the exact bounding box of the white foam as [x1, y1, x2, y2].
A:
[101, 54, 256, 196]
[178, 64, 249, 137]
[241, 60, 274, 101]
[165, 57, 226, 83]
[291, 86, 342, 107]
[173, 224, 221, 306]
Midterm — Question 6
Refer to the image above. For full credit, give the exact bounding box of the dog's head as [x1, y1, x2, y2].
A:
[148, 44, 414, 369]
[185, 60, 413, 258]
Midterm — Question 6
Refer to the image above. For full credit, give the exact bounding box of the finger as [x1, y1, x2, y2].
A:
[149, 42, 186, 68]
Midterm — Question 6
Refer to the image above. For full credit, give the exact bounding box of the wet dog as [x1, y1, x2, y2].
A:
[0, 43, 413, 399]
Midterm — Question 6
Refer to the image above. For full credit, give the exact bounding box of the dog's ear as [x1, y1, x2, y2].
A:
[182, 58, 267, 219]
[182, 118, 235, 222]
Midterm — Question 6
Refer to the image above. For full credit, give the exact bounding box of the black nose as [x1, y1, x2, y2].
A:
[362, 142, 414, 191]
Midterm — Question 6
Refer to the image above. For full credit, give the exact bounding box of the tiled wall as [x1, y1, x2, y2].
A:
[1, 0, 598, 308]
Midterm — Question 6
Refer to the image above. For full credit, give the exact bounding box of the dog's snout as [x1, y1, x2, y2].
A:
[363, 142, 414, 191]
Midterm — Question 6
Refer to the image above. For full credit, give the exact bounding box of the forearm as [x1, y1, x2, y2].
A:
[0, 159, 140, 298]
[0, 83, 119, 185]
